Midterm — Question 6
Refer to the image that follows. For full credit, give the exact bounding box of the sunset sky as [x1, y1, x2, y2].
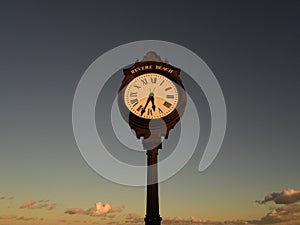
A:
[1, 1, 300, 225]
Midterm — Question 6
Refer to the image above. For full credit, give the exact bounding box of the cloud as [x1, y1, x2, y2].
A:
[256, 189, 300, 204]
[65, 202, 123, 217]
[107, 221, 120, 225]
[47, 204, 56, 211]
[65, 208, 86, 215]
[250, 204, 300, 224]
[0, 196, 14, 201]
[0, 214, 17, 220]
[16, 216, 37, 221]
[19, 200, 36, 209]
[88, 202, 113, 216]
[125, 213, 144, 224]
[19, 199, 56, 210]
[248, 188, 300, 224]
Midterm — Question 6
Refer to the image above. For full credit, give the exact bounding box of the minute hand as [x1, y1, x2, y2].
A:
[141, 96, 151, 116]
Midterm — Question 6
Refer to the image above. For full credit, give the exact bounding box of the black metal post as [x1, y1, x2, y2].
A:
[144, 147, 161, 225]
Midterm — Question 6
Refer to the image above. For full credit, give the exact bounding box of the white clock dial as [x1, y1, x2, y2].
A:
[124, 73, 178, 119]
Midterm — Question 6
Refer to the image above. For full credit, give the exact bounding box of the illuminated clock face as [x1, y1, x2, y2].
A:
[124, 73, 178, 119]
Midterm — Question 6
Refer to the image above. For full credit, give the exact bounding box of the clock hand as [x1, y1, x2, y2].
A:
[141, 95, 151, 116]
[150, 94, 156, 111]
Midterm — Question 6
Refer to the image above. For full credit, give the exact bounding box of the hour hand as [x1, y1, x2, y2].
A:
[150, 96, 156, 111]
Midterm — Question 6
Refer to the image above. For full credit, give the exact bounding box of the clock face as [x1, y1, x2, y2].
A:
[124, 73, 179, 119]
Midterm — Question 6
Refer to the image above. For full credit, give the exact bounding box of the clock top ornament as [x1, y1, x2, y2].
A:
[118, 52, 186, 149]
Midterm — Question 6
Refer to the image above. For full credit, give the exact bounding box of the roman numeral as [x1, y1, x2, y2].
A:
[130, 99, 138, 105]
[150, 77, 157, 83]
[159, 80, 165, 86]
[163, 101, 172, 108]
[134, 85, 141, 89]
[130, 92, 137, 97]
[141, 78, 148, 85]
[147, 108, 152, 116]
[136, 105, 143, 112]
[158, 108, 163, 114]
[165, 87, 172, 91]
[166, 95, 174, 99]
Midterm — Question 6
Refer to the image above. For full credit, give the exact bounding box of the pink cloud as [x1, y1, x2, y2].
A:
[19, 200, 36, 209]
[0, 214, 17, 220]
[65, 202, 123, 217]
[19, 199, 56, 210]
[88, 202, 112, 216]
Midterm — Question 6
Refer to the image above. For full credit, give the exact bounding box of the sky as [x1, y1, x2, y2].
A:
[1, 1, 300, 225]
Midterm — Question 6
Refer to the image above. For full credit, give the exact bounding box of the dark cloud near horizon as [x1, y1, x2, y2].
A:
[249, 189, 300, 224]
[250, 204, 300, 225]
[256, 189, 300, 204]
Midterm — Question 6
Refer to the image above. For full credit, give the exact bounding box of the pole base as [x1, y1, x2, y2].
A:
[144, 215, 162, 225]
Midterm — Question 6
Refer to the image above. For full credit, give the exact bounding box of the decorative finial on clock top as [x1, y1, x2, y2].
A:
[142, 51, 163, 62]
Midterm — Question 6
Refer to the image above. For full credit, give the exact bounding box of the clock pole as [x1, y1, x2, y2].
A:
[118, 59, 186, 225]
[143, 137, 162, 225]
[145, 148, 161, 225]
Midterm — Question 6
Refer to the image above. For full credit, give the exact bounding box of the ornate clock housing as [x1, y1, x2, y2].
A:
[118, 61, 186, 145]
